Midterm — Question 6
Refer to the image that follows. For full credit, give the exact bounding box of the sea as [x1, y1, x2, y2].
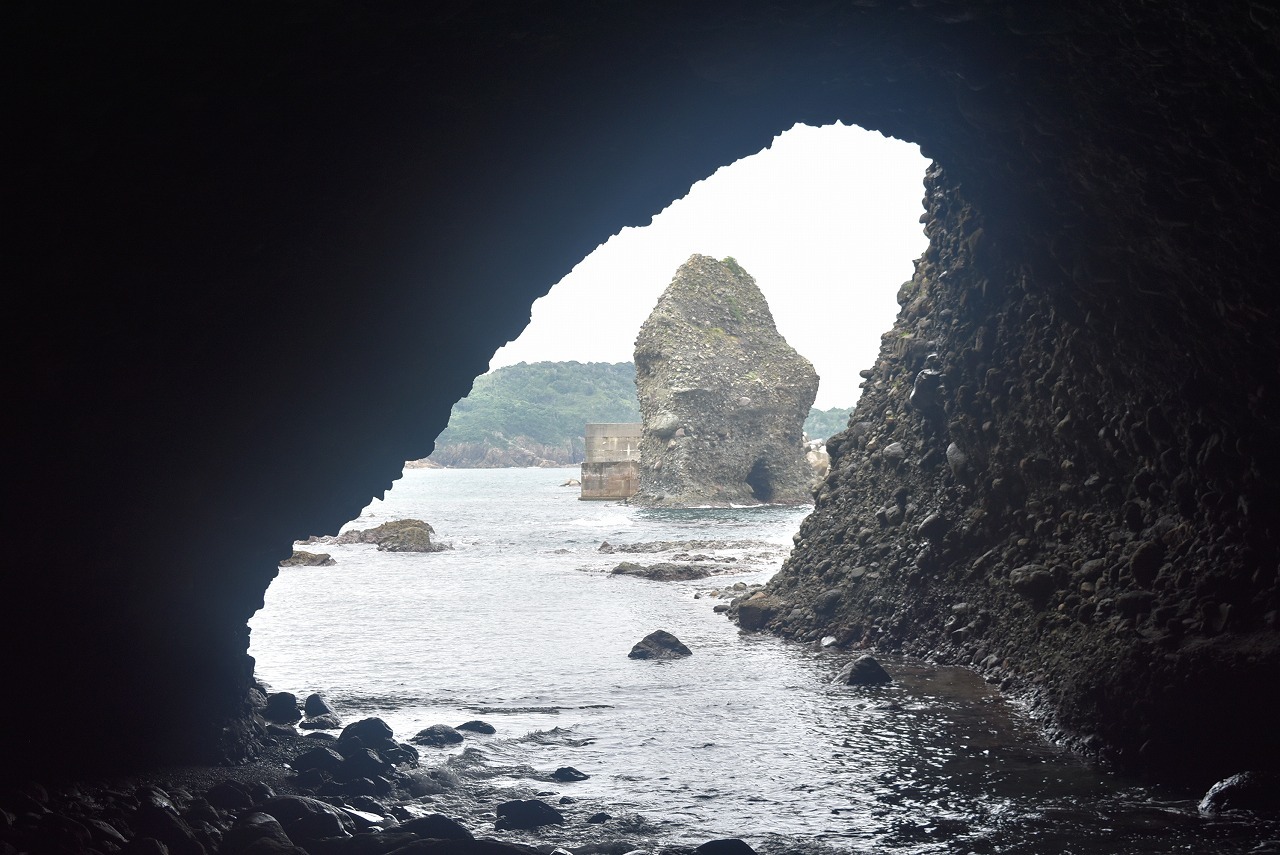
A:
[249, 467, 1277, 854]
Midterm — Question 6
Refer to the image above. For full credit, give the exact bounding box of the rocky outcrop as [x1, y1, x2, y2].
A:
[279, 550, 335, 567]
[754, 164, 1280, 780]
[310, 520, 449, 553]
[631, 255, 818, 507]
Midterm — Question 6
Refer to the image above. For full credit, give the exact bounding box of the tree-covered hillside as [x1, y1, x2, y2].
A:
[803, 406, 852, 442]
[428, 362, 640, 467]
[425, 360, 851, 467]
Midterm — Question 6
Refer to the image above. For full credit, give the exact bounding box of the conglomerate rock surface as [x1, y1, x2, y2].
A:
[750, 163, 1280, 781]
[631, 255, 818, 507]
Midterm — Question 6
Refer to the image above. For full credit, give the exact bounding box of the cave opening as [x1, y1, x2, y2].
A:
[11, 6, 1280, 844]
[744, 459, 775, 503]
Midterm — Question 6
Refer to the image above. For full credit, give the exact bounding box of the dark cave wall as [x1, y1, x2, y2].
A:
[763, 164, 1280, 781]
[5, 1, 1279, 777]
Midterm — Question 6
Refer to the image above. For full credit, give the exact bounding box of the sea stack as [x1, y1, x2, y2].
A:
[631, 255, 818, 506]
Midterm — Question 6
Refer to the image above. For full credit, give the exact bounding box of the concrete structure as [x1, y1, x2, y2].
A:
[580, 423, 642, 500]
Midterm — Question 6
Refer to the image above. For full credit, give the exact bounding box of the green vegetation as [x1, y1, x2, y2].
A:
[434, 361, 641, 448]
[803, 406, 852, 441]
[432, 359, 851, 457]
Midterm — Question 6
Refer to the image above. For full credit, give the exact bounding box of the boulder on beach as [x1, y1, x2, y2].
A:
[263, 692, 302, 724]
[299, 713, 341, 730]
[398, 813, 475, 840]
[292, 745, 345, 775]
[338, 718, 397, 752]
[411, 724, 464, 747]
[833, 655, 893, 685]
[258, 796, 353, 843]
[628, 629, 692, 660]
[304, 693, 334, 717]
[736, 595, 785, 632]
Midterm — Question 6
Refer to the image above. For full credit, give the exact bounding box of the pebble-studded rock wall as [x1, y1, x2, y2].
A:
[758, 163, 1280, 781]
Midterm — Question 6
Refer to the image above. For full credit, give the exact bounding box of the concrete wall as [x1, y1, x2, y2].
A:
[582, 423, 642, 499]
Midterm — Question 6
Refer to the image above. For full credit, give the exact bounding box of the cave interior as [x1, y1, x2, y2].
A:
[7, 1, 1280, 783]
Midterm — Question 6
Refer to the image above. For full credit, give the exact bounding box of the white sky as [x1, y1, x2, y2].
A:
[489, 122, 930, 409]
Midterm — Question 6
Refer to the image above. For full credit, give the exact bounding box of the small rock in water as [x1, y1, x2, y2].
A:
[628, 629, 692, 659]
[494, 798, 564, 830]
[1198, 771, 1280, 814]
[833, 655, 893, 685]
[456, 719, 496, 734]
[304, 693, 334, 717]
[586, 812, 611, 824]
[695, 839, 757, 855]
[411, 724, 464, 747]
[552, 766, 590, 782]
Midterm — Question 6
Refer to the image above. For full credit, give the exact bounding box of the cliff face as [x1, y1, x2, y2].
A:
[759, 164, 1280, 781]
[632, 255, 818, 506]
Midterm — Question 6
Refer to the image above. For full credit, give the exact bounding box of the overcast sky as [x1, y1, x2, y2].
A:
[488, 122, 930, 410]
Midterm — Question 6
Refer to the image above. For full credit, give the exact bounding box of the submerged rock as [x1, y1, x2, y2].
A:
[631, 255, 818, 507]
[411, 724, 464, 747]
[833, 655, 893, 685]
[628, 629, 692, 659]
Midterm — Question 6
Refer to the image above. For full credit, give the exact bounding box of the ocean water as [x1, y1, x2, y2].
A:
[250, 467, 1276, 853]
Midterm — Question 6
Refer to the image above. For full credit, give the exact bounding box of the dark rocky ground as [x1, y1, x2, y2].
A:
[0, 695, 754, 855]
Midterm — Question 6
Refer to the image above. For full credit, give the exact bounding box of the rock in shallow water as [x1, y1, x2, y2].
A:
[628, 629, 692, 659]
[833, 655, 893, 685]
[695, 839, 757, 855]
[551, 766, 590, 782]
[304, 693, 334, 717]
[411, 724, 464, 746]
[494, 798, 564, 830]
[456, 719, 496, 734]
[1198, 771, 1280, 815]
